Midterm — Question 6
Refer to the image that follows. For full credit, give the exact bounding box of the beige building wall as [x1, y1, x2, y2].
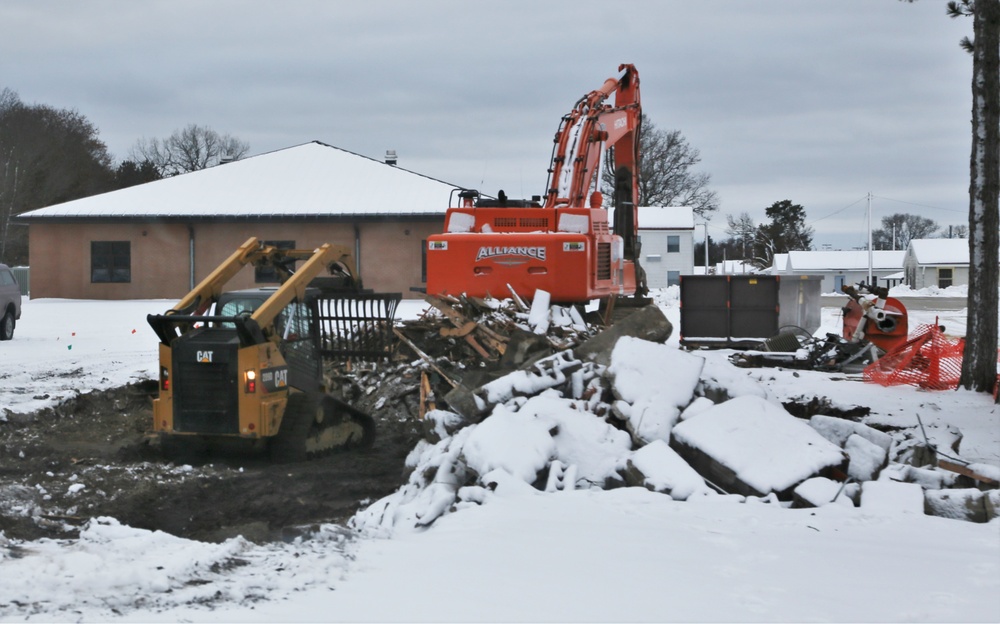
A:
[28, 219, 443, 300]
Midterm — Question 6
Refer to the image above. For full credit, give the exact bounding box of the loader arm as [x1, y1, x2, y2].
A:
[248, 243, 357, 342]
[170, 237, 265, 316]
[150, 237, 360, 347]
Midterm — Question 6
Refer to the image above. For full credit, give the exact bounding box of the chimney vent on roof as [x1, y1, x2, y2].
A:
[385, 150, 397, 166]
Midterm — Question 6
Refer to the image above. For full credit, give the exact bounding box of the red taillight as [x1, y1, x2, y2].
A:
[245, 370, 257, 393]
[160, 366, 170, 391]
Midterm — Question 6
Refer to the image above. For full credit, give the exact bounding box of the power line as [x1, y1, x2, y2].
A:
[807, 196, 868, 225]
[873, 195, 965, 214]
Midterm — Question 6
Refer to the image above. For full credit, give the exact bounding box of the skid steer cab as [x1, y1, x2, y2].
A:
[146, 237, 401, 462]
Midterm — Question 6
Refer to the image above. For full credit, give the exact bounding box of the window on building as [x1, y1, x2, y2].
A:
[646, 254, 662, 262]
[938, 267, 953, 288]
[667, 270, 681, 287]
[255, 240, 295, 283]
[421, 239, 427, 283]
[91, 241, 131, 283]
[667, 235, 680, 253]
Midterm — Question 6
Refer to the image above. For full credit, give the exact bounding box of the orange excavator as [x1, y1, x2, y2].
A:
[425, 64, 648, 305]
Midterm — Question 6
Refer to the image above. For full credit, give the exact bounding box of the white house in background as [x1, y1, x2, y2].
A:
[903, 238, 969, 289]
[638, 206, 695, 288]
[776, 250, 905, 293]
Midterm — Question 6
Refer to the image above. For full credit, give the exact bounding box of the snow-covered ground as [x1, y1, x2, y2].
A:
[1, 290, 998, 622]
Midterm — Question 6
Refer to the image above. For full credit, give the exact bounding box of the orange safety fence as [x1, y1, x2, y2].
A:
[864, 322, 968, 391]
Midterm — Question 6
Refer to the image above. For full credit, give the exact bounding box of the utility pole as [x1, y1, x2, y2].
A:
[703, 222, 709, 269]
[867, 192, 874, 285]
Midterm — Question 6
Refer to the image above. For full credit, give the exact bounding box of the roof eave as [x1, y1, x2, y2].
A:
[15, 213, 445, 225]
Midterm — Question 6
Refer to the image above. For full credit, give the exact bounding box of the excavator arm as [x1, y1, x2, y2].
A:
[546, 63, 641, 211]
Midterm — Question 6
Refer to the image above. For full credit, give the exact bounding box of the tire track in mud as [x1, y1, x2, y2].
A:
[0, 374, 425, 543]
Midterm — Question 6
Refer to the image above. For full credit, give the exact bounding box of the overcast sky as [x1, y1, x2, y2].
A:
[1, 1, 975, 249]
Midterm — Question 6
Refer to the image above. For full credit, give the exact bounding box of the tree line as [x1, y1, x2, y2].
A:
[0, 88, 248, 265]
[694, 203, 969, 271]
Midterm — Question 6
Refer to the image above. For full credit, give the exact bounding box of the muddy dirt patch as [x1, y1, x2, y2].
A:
[0, 371, 425, 543]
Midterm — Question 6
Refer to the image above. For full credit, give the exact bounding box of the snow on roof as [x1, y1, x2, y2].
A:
[772, 253, 789, 272]
[716, 260, 755, 274]
[907, 238, 969, 265]
[786, 250, 904, 271]
[18, 142, 459, 220]
[638, 206, 694, 230]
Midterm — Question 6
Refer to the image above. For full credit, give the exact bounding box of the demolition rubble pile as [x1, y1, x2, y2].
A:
[348, 293, 1000, 534]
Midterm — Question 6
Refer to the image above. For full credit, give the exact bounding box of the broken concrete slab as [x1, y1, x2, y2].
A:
[608, 337, 704, 445]
[879, 464, 959, 490]
[845, 434, 888, 482]
[985, 490, 1000, 522]
[860, 480, 925, 514]
[670, 395, 847, 499]
[792, 477, 857, 508]
[575, 304, 673, 367]
[924, 488, 989, 523]
[622, 439, 710, 501]
[809, 414, 892, 452]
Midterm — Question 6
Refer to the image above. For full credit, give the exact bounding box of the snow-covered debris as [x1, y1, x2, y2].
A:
[792, 477, 857, 508]
[352, 392, 633, 533]
[844, 433, 888, 481]
[697, 356, 771, 402]
[861, 480, 925, 514]
[670, 395, 846, 497]
[809, 414, 892, 452]
[527, 289, 551, 334]
[424, 408, 464, 442]
[623, 439, 711, 500]
[477, 350, 590, 410]
[679, 396, 715, 421]
[924, 489, 990, 523]
[463, 404, 556, 483]
[607, 336, 704, 444]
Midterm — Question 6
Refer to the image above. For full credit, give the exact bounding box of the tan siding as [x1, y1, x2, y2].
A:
[28, 219, 443, 300]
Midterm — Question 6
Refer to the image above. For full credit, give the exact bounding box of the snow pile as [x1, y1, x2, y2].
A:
[0, 517, 358, 619]
[889, 283, 969, 298]
[353, 336, 872, 535]
[353, 312, 1000, 537]
[352, 391, 634, 533]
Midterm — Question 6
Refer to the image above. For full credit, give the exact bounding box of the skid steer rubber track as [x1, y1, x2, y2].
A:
[269, 392, 316, 464]
[305, 395, 376, 458]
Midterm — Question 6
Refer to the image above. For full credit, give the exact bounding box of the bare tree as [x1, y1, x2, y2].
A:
[0, 89, 113, 264]
[130, 123, 249, 177]
[871, 213, 940, 250]
[944, 223, 970, 238]
[602, 115, 719, 219]
[725, 212, 757, 258]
